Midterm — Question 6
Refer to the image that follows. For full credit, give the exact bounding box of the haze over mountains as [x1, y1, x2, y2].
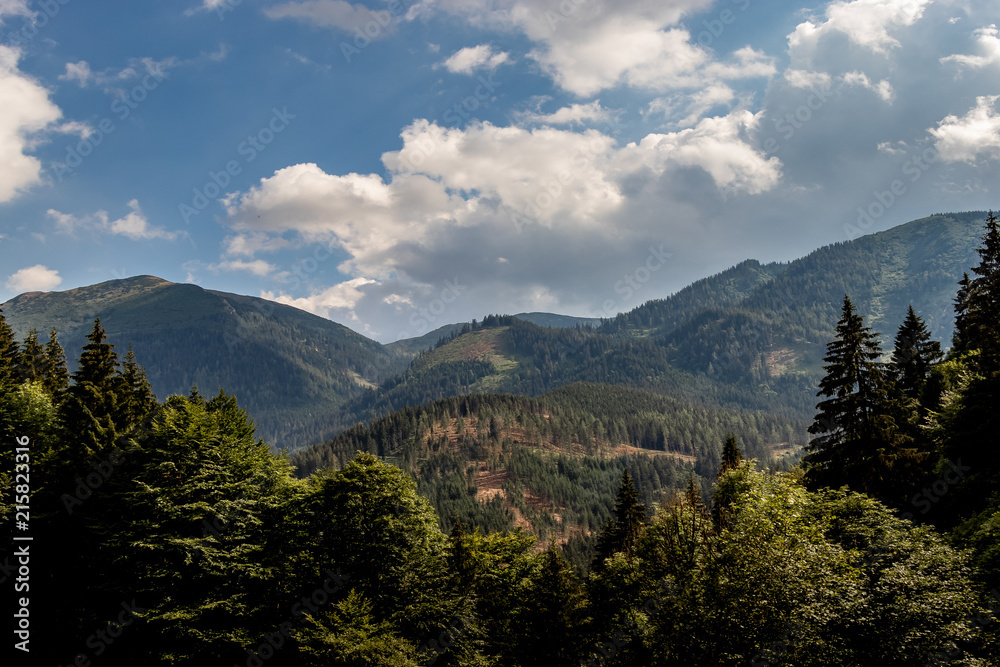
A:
[2, 212, 985, 449]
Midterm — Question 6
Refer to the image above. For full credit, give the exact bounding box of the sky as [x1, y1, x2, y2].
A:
[0, 0, 997, 342]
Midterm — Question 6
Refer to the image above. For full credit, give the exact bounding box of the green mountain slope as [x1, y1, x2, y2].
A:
[1, 275, 407, 447]
[292, 384, 806, 554]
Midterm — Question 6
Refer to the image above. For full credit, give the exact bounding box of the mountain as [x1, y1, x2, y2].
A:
[2, 212, 986, 450]
[346, 212, 987, 427]
[1, 275, 407, 447]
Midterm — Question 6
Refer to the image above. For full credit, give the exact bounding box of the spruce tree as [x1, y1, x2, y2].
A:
[889, 306, 942, 401]
[804, 296, 914, 500]
[18, 328, 45, 382]
[42, 327, 70, 395]
[720, 433, 743, 474]
[0, 308, 19, 393]
[119, 343, 157, 432]
[957, 211, 1000, 371]
[62, 318, 122, 458]
[939, 211, 1000, 497]
[593, 469, 646, 569]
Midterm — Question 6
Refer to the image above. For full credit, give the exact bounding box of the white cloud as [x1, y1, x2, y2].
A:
[646, 83, 737, 128]
[929, 95, 1000, 164]
[942, 25, 1000, 69]
[213, 260, 278, 276]
[223, 233, 291, 257]
[5, 265, 62, 293]
[516, 100, 616, 126]
[262, 277, 377, 319]
[0, 45, 64, 203]
[789, 0, 933, 55]
[58, 60, 92, 86]
[841, 70, 894, 102]
[411, 0, 774, 102]
[784, 69, 832, 89]
[47, 200, 183, 241]
[185, 0, 235, 17]
[105, 199, 180, 241]
[624, 111, 782, 195]
[264, 0, 396, 36]
[440, 44, 510, 74]
[0, 0, 31, 22]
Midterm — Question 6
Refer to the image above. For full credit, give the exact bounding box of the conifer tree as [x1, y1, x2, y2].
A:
[953, 211, 1000, 372]
[889, 306, 943, 400]
[593, 469, 646, 568]
[804, 296, 914, 500]
[18, 329, 45, 382]
[720, 433, 743, 474]
[42, 327, 70, 395]
[62, 318, 122, 457]
[119, 343, 157, 431]
[0, 308, 19, 393]
[518, 545, 589, 667]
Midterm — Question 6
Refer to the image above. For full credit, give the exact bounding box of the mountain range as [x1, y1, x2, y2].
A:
[2, 211, 986, 451]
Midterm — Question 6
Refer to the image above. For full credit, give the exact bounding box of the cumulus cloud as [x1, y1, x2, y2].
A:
[440, 44, 510, 74]
[941, 24, 1000, 69]
[0, 45, 65, 203]
[929, 95, 1000, 164]
[5, 265, 62, 293]
[217, 107, 783, 336]
[624, 111, 782, 195]
[789, 0, 933, 56]
[47, 200, 183, 241]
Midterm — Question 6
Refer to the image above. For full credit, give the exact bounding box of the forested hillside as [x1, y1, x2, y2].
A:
[1, 276, 407, 446]
[292, 384, 806, 566]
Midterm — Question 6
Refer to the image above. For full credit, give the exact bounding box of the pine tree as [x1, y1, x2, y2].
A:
[720, 433, 743, 474]
[18, 329, 45, 383]
[889, 306, 942, 400]
[0, 308, 19, 393]
[42, 328, 70, 395]
[938, 211, 1000, 498]
[118, 343, 157, 432]
[62, 318, 122, 458]
[593, 469, 646, 569]
[954, 211, 1000, 371]
[804, 296, 914, 500]
[518, 545, 589, 667]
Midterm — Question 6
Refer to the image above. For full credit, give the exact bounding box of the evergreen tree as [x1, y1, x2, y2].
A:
[804, 296, 914, 501]
[0, 308, 19, 393]
[593, 469, 646, 568]
[937, 211, 1000, 505]
[719, 433, 743, 474]
[62, 318, 122, 458]
[18, 328, 45, 382]
[42, 327, 70, 395]
[518, 545, 589, 667]
[119, 343, 158, 431]
[889, 306, 942, 400]
[953, 211, 1000, 371]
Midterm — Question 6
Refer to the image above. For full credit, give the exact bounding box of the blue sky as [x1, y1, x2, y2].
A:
[0, 0, 997, 342]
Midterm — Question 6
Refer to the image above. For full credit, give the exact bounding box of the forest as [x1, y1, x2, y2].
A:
[1, 211, 999, 665]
